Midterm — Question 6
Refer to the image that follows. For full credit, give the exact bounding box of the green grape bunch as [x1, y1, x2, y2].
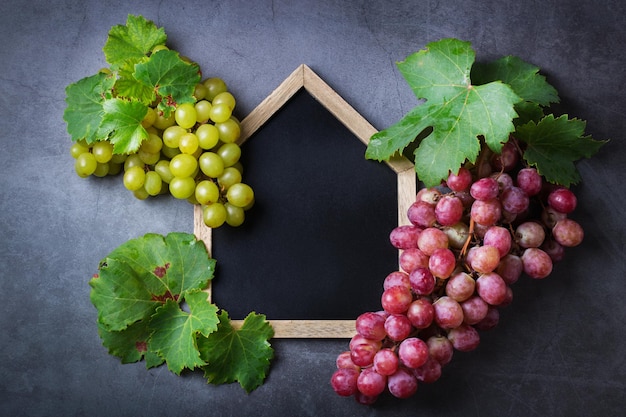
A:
[64, 15, 254, 229]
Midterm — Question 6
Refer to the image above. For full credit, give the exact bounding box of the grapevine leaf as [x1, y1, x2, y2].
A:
[366, 38, 521, 187]
[114, 61, 156, 105]
[199, 311, 274, 393]
[97, 98, 149, 154]
[103, 14, 167, 70]
[134, 49, 201, 117]
[63, 72, 115, 143]
[516, 114, 607, 186]
[89, 232, 216, 331]
[148, 290, 220, 375]
[97, 320, 164, 368]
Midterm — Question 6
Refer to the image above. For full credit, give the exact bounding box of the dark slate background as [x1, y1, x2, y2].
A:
[1, 1, 624, 416]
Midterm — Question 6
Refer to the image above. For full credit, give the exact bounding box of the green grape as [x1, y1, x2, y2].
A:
[133, 187, 150, 200]
[123, 166, 146, 191]
[75, 152, 97, 177]
[169, 176, 196, 199]
[198, 152, 224, 178]
[161, 144, 181, 159]
[194, 83, 208, 100]
[110, 153, 127, 164]
[196, 124, 220, 150]
[217, 167, 242, 190]
[151, 44, 169, 54]
[209, 103, 232, 124]
[70, 142, 90, 159]
[169, 153, 198, 178]
[154, 160, 174, 184]
[153, 111, 176, 130]
[212, 91, 236, 110]
[226, 182, 255, 208]
[202, 202, 227, 228]
[195, 180, 220, 205]
[203, 77, 228, 101]
[179, 132, 199, 154]
[140, 133, 163, 154]
[141, 107, 157, 128]
[175, 102, 197, 129]
[108, 162, 123, 176]
[163, 125, 187, 148]
[92, 141, 114, 163]
[124, 154, 145, 171]
[138, 150, 160, 165]
[93, 162, 110, 177]
[195, 100, 212, 123]
[231, 161, 244, 174]
[215, 118, 241, 143]
[225, 202, 245, 227]
[144, 171, 163, 196]
[217, 142, 241, 167]
[187, 194, 199, 205]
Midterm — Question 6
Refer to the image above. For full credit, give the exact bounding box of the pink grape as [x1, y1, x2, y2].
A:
[349, 334, 382, 351]
[350, 342, 377, 367]
[447, 324, 480, 352]
[447, 167, 472, 191]
[416, 187, 441, 205]
[442, 222, 470, 249]
[483, 225, 512, 258]
[475, 272, 507, 305]
[407, 200, 437, 227]
[461, 295, 489, 324]
[381, 285, 413, 314]
[470, 199, 502, 226]
[355, 312, 387, 341]
[426, 335, 454, 366]
[435, 195, 464, 226]
[501, 186, 529, 214]
[330, 368, 360, 396]
[399, 248, 429, 273]
[354, 392, 378, 405]
[445, 271, 476, 302]
[474, 306, 499, 331]
[469, 245, 501, 274]
[492, 172, 514, 190]
[500, 285, 514, 307]
[491, 140, 519, 172]
[541, 205, 567, 228]
[385, 314, 413, 341]
[496, 254, 523, 285]
[548, 188, 577, 213]
[412, 357, 442, 383]
[357, 367, 387, 397]
[428, 247, 456, 279]
[389, 225, 421, 249]
[373, 348, 399, 376]
[470, 177, 500, 201]
[336, 350, 360, 371]
[552, 218, 584, 247]
[383, 271, 411, 291]
[515, 221, 546, 248]
[516, 167, 542, 196]
[521, 247, 553, 279]
[417, 227, 449, 255]
[409, 267, 436, 296]
[387, 368, 418, 399]
[398, 337, 429, 368]
[406, 298, 434, 329]
[541, 239, 565, 262]
[433, 296, 464, 329]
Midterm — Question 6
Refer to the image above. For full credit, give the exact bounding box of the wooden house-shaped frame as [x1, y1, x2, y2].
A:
[194, 64, 416, 338]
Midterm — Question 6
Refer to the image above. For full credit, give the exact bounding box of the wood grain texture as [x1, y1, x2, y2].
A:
[194, 64, 416, 338]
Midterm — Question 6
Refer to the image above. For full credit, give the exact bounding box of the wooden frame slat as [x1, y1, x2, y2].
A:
[194, 64, 416, 338]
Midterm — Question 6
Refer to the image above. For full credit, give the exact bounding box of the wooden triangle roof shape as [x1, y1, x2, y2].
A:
[194, 64, 417, 338]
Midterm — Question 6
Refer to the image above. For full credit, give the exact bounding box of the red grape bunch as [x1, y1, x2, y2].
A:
[330, 138, 584, 404]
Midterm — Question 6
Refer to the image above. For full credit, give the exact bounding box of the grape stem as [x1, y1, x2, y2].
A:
[460, 217, 475, 257]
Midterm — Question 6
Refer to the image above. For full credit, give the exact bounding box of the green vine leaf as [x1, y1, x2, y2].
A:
[199, 311, 274, 393]
[98, 98, 149, 154]
[366, 38, 521, 187]
[103, 14, 167, 70]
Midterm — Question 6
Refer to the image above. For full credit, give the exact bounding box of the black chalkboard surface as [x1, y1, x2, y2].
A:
[212, 90, 399, 320]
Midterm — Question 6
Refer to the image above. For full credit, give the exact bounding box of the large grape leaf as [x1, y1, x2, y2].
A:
[148, 290, 220, 375]
[199, 311, 274, 393]
[97, 320, 164, 368]
[97, 98, 149, 154]
[134, 49, 201, 117]
[365, 38, 521, 187]
[63, 72, 115, 143]
[516, 114, 607, 186]
[103, 14, 167, 70]
[89, 232, 216, 331]
[114, 60, 156, 105]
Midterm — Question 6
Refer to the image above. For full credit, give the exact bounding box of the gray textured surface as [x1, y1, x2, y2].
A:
[1, 0, 624, 416]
